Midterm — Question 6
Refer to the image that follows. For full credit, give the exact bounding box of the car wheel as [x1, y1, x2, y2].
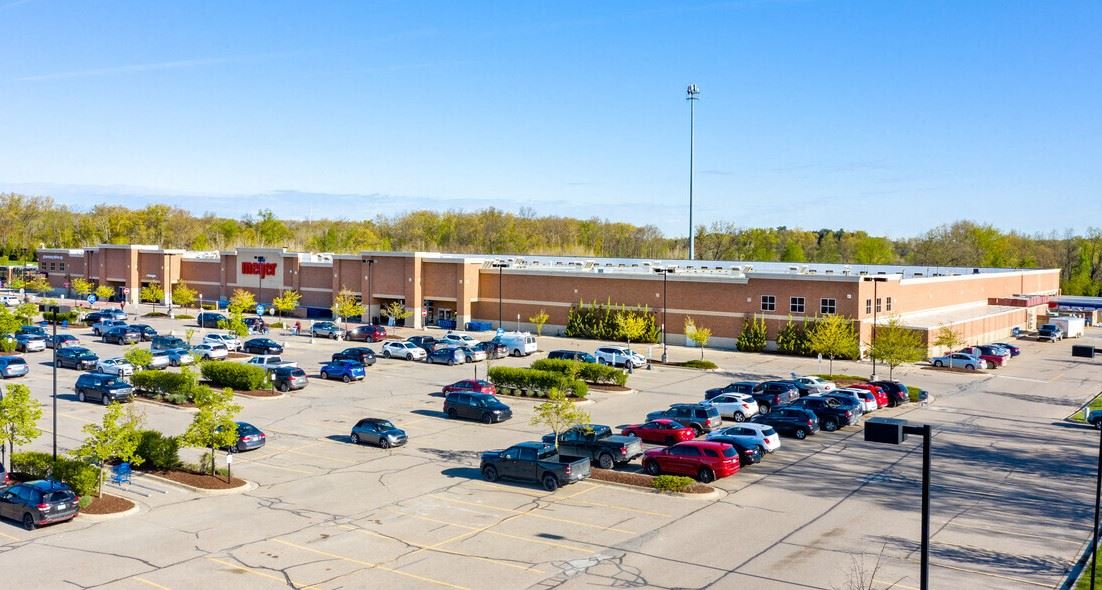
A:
[758, 445, 768, 455]
[331, 333, 338, 340]
[406, 353, 413, 361]
[598, 358, 608, 366]
[733, 412, 746, 422]
[278, 382, 289, 392]
[466, 356, 473, 363]
[447, 408, 458, 419]
[1095, 421, 1102, 431]
[758, 403, 770, 415]
[794, 428, 807, 440]
[448, 358, 456, 366]
[512, 349, 522, 357]
[644, 460, 661, 475]
[665, 435, 674, 445]
[541, 474, 559, 491]
[237, 442, 247, 453]
[171, 359, 179, 367]
[482, 465, 499, 482]
[379, 438, 391, 449]
[78, 390, 86, 402]
[320, 371, 329, 380]
[690, 424, 703, 437]
[101, 394, 110, 406]
[698, 467, 715, 483]
[22, 513, 35, 531]
[933, 360, 944, 367]
[965, 364, 975, 370]
[597, 453, 614, 470]
[822, 418, 838, 432]
[342, 374, 351, 383]
[55, 360, 62, 368]
[383, 350, 391, 359]
[350, 433, 361, 444]
[481, 413, 494, 425]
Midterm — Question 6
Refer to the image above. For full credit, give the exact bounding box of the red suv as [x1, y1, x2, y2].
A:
[642, 441, 740, 483]
[849, 383, 888, 408]
[443, 379, 496, 395]
[347, 325, 388, 342]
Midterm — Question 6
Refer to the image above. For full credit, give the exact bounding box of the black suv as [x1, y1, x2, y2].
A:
[869, 381, 911, 407]
[705, 381, 757, 401]
[750, 381, 801, 414]
[0, 480, 80, 530]
[271, 366, 309, 392]
[752, 407, 819, 439]
[75, 372, 134, 404]
[196, 312, 227, 328]
[151, 335, 188, 351]
[788, 397, 857, 432]
[128, 324, 158, 341]
[332, 347, 377, 366]
[55, 347, 99, 370]
[646, 403, 723, 435]
[547, 350, 598, 363]
[242, 338, 283, 355]
[102, 326, 140, 345]
[444, 391, 512, 424]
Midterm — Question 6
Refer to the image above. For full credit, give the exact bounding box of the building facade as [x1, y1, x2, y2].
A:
[36, 245, 1062, 353]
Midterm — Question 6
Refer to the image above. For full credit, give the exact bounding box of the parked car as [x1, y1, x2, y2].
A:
[346, 325, 387, 342]
[868, 380, 912, 407]
[541, 424, 644, 469]
[91, 319, 127, 336]
[847, 383, 889, 408]
[788, 397, 857, 431]
[350, 417, 407, 448]
[0, 480, 80, 530]
[475, 341, 509, 359]
[246, 355, 297, 371]
[74, 372, 134, 404]
[1088, 410, 1102, 429]
[223, 421, 266, 453]
[242, 337, 284, 355]
[271, 366, 309, 392]
[55, 347, 99, 370]
[929, 352, 982, 370]
[18, 325, 47, 337]
[707, 423, 781, 454]
[82, 311, 110, 326]
[958, 346, 1005, 369]
[196, 311, 227, 329]
[491, 331, 537, 357]
[128, 324, 158, 341]
[441, 332, 480, 347]
[843, 388, 879, 413]
[202, 333, 241, 352]
[619, 419, 696, 445]
[706, 393, 760, 422]
[145, 351, 171, 370]
[99, 307, 127, 321]
[332, 347, 377, 366]
[382, 341, 428, 361]
[594, 346, 647, 369]
[0, 356, 30, 378]
[102, 326, 140, 345]
[318, 359, 365, 382]
[1037, 324, 1063, 342]
[547, 350, 597, 363]
[480, 441, 591, 491]
[646, 402, 723, 435]
[750, 381, 802, 414]
[704, 381, 757, 401]
[454, 345, 487, 363]
[704, 436, 764, 466]
[978, 345, 1012, 363]
[407, 335, 440, 353]
[151, 335, 189, 351]
[642, 440, 740, 483]
[46, 334, 80, 349]
[751, 407, 820, 439]
[0, 294, 20, 307]
[155, 348, 194, 367]
[816, 390, 866, 413]
[427, 346, 465, 365]
[792, 376, 836, 394]
[991, 342, 1022, 357]
[443, 379, 496, 395]
[310, 321, 344, 339]
[14, 333, 46, 352]
[191, 343, 228, 360]
[444, 391, 512, 423]
[96, 357, 135, 377]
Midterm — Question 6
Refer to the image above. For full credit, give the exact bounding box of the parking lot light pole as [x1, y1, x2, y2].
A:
[364, 258, 375, 325]
[865, 276, 888, 380]
[1092, 424, 1102, 590]
[254, 256, 266, 308]
[491, 262, 507, 330]
[654, 267, 675, 363]
[864, 418, 932, 590]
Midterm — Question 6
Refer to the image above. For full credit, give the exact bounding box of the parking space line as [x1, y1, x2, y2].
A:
[467, 483, 670, 517]
[207, 557, 321, 589]
[273, 538, 469, 589]
[431, 494, 638, 534]
[933, 561, 1051, 587]
[133, 576, 173, 590]
[271, 446, 358, 464]
[872, 578, 918, 590]
[383, 508, 596, 553]
[342, 526, 543, 573]
[230, 457, 315, 475]
[0, 530, 20, 541]
[59, 412, 95, 424]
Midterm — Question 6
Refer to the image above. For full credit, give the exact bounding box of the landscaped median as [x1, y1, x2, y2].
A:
[1068, 390, 1102, 424]
[130, 361, 280, 406]
[588, 469, 720, 498]
[487, 366, 589, 398]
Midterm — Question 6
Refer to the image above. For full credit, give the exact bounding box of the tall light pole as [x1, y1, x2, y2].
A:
[365, 258, 375, 324]
[491, 262, 507, 330]
[1093, 424, 1102, 590]
[686, 83, 700, 260]
[865, 276, 888, 379]
[654, 267, 675, 363]
[254, 256, 266, 309]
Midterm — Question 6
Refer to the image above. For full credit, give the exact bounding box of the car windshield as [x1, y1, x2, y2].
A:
[78, 352, 96, 359]
[761, 427, 777, 437]
[107, 378, 127, 387]
[376, 420, 395, 430]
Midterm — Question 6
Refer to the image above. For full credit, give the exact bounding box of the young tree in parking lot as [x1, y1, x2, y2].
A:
[140, 283, 164, 304]
[94, 283, 115, 302]
[181, 386, 241, 476]
[869, 316, 926, 379]
[0, 384, 44, 471]
[684, 316, 713, 359]
[185, 328, 196, 345]
[331, 288, 364, 331]
[124, 345, 154, 370]
[0, 305, 22, 336]
[808, 314, 859, 375]
[272, 289, 301, 323]
[172, 282, 198, 311]
[380, 300, 412, 326]
[228, 288, 255, 313]
[528, 309, 550, 337]
[70, 402, 144, 496]
[530, 388, 591, 452]
[14, 302, 37, 326]
[72, 277, 94, 298]
[23, 274, 52, 295]
[219, 288, 254, 338]
[615, 312, 648, 346]
[932, 324, 966, 356]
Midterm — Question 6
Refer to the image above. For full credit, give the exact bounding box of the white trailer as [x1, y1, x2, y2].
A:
[1053, 317, 1086, 338]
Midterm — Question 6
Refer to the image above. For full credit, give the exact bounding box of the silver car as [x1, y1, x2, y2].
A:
[191, 343, 228, 360]
[310, 321, 345, 339]
[146, 352, 171, 370]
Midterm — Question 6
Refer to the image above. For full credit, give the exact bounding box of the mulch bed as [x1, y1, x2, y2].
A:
[589, 468, 714, 494]
[81, 493, 135, 515]
[235, 389, 281, 398]
[148, 469, 247, 490]
[226, 352, 251, 360]
[134, 395, 196, 409]
[588, 383, 633, 392]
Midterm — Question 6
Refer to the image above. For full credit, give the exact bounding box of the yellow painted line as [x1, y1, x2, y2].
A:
[230, 458, 314, 475]
[0, 530, 20, 541]
[207, 557, 321, 590]
[873, 578, 918, 590]
[382, 508, 595, 553]
[933, 561, 1051, 588]
[59, 412, 94, 424]
[468, 483, 669, 517]
[273, 538, 469, 590]
[432, 494, 638, 534]
[133, 577, 173, 590]
[347, 527, 543, 573]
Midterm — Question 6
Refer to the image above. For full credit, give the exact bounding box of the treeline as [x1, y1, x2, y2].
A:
[2, 193, 1100, 295]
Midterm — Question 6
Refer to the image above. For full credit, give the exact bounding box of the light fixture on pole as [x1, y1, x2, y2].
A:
[491, 262, 507, 330]
[686, 83, 700, 260]
[654, 266, 675, 363]
[865, 276, 888, 380]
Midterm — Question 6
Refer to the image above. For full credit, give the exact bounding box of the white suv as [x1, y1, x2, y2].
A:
[96, 358, 135, 377]
[203, 333, 241, 352]
[442, 332, 479, 347]
[793, 375, 836, 394]
[381, 341, 427, 361]
[594, 346, 647, 369]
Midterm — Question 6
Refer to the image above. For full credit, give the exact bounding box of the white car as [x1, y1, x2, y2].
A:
[594, 346, 647, 369]
[442, 332, 480, 347]
[246, 355, 297, 370]
[838, 388, 878, 413]
[706, 393, 759, 422]
[203, 333, 241, 352]
[191, 343, 228, 360]
[0, 294, 20, 307]
[381, 341, 427, 361]
[793, 375, 836, 394]
[96, 358, 135, 377]
[707, 423, 781, 453]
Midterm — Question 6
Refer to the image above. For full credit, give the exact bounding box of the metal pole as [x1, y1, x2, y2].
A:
[367, 259, 374, 325]
[498, 266, 503, 330]
[921, 424, 931, 590]
[872, 280, 878, 378]
[687, 85, 699, 260]
[51, 306, 58, 470]
[1092, 424, 1102, 590]
[661, 270, 668, 363]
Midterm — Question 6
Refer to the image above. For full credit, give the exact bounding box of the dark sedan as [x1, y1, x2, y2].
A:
[751, 407, 819, 439]
[55, 347, 99, 370]
[46, 334, 80, 349]
[128, 324, 158, 341]
[332, 347, 377, 366]
[443, 379, 496, 395]
[243, 338, 284, 355]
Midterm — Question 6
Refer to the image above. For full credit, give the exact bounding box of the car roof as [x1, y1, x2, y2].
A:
[25, 480, 71, 492]
[676, 440, 728, 450]
[360, 417, 392, 424]
[514, 441, 548, 449]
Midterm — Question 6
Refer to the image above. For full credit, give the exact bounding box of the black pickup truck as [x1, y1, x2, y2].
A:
[788, 397, 857, 432]
[480, 442, 591, 491]
[541, 425, 644, 469]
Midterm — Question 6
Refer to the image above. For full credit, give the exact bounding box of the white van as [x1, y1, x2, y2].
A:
[493, 331, 537, 357]
[0, 294, 20, 307]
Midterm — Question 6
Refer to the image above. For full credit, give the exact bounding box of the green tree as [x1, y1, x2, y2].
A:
[94, 284, 115, 302]
[70, 402, 144, 496]
[808, 314, 859, 374]
[181, 386, 241, 476]
[684, 316, 712, 359]
[381, 301, 413, 324]
[228, 288, 255, 313]
[0, 305, 21, 336]
[22, 274, 52, 294]
[272, 289, 301, 322]
[529, 309, 550, 336]
[185, 328, 196, 345]
[529, 388, 591, 451]
[331, 289, 364, 331]
[868, 316, 926, 379]
[14, 302, 37, 325]
[218, 288, 254, 337]
[0, 384, 44, 470]
[932, 324, 966, 355]
[776, 315, 813, 356]
[72, 277, 94, 298]
[140, 283, 164, 304]
[615, 312, 648, 346]
[737, 314, 768, 352]
[172, 282, 198, 310]
[124, 345, 154, 370]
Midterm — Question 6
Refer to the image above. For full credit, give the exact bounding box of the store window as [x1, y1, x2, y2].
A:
[790, 297, 805, 313]
[761, 295, 776, 312]
[820, 298, 837, 314]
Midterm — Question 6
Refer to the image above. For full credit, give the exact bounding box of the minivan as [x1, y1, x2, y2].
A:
[444, 392, 512, 424]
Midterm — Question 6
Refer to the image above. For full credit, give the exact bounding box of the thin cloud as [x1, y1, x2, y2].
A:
[16, 53, 289, 82]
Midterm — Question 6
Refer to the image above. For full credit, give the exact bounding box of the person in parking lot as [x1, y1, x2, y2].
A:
[294, 321, 301, 336]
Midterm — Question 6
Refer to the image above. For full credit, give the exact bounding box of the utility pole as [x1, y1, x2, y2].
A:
[686, 83, 700, 260]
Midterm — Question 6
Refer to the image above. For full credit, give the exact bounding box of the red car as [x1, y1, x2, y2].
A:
[346, 325, 388, 342]
[442, 379, 497, 395]
[958, 346, 1004, 369]
[850, 383, 888, 408]
[642, 440, 740, 483]
[620, 419, 696, 445]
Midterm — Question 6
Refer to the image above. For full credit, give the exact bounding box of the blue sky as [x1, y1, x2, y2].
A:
[1, 0, 1099, 238]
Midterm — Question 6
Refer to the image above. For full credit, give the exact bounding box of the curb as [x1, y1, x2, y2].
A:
[236, 391, 286, 401]
[139, 472, 256, 495]
[77, 497, 141, 521]
[133, 397, 198, 413]
[588, 386, 637, 395]
[587, 476, 727, 501]
[495, 394, 595, 406]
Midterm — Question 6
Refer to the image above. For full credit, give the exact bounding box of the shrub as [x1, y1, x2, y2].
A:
[737, 314, 768, 352]
[683, 359, 717, 369]
[174, 313, 195, 320]
[135, 430, 182, 470]
[131, 369, 203, 403]
[531, 358, 627, 386]
[11, 451, 100, 497]
[41, 310, 80, 324]
[652, 475, 696, 493]
[142, 312, 169, 318]
[564, 299, 660, 343]
[487, 366, 588, 397]
[776, 316, 815, 356]
[200, 360, 269, 391]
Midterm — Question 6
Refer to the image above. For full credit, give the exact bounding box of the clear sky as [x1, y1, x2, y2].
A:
[1, 0, 1099, 238]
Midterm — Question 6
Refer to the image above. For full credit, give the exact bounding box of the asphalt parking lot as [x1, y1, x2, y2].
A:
[2, 310, 1101, 589]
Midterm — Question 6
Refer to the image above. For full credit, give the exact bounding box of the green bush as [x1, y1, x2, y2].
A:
[174, 314, 195, 320]
[487, 366, 588, 397]
[200, 360, 269, 391]
[776, 316, 816, 356]
[132, 369, 204, 404]
[530, 358, 627, 386]
[683, 359, 717, 369]
[652, 475, 696, 493]
[142, 312, 168, 318]
[135, 430, 182, 470]
[11, 451, 100, 497]
[737, 314, 768, 352]
[42, 310, 80, 324]
[564, 299, 660, 343]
